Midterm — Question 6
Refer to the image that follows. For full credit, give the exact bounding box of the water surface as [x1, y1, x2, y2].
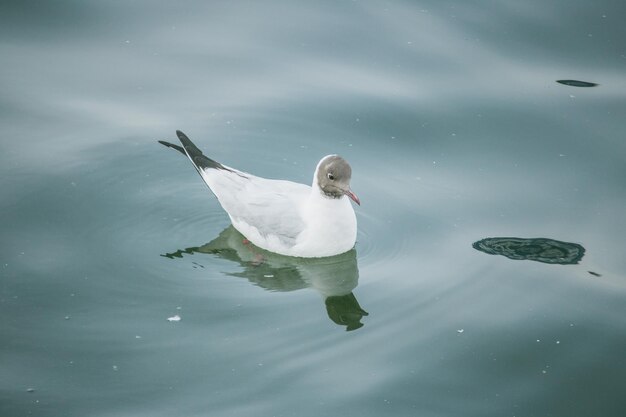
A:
[2, 1, 626, 416]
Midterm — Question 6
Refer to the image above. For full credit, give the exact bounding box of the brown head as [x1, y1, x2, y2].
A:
[315, 155, 360, 205]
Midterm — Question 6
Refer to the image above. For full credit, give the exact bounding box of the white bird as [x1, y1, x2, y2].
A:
[159, 131, 360, 258]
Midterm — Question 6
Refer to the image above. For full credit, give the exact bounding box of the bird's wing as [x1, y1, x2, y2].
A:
[208, 172, 309, 246]
[161, 131, 309, 247]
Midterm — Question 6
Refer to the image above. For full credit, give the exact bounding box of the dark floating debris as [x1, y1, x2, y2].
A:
[472, 237, 585, 265]
[588, 271, 602, 277]
[556, 79, 598, 87]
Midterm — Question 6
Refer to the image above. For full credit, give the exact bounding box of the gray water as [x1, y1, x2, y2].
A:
[2, 1, 626, 416]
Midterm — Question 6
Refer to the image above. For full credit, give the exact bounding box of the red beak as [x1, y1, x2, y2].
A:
[344, 189, 361, 206]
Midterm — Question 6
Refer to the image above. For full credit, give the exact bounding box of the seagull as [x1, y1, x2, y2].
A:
[159, 130, 360, 258]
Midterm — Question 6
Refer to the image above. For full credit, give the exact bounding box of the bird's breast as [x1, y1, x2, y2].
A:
[293, 195, 357, 257]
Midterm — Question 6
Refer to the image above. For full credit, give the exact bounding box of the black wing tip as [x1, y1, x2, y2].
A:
[175, 130, 200, 153]
[176, 130, 190, 141]
[158, 140, 185, 155]
[166, 130, 241, 175]
[172, 130, 222, 171]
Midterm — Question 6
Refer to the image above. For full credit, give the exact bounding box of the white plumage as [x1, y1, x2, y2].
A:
[160, 131, 360, 258]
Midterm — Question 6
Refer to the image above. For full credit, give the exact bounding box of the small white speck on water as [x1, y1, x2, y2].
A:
[167, 315, 181, 322]
[64, 315, 70, 320]
[263, 274, 274, 278]
[569, 94, 575, 99]
[176, 306, 182, 310]
[536, 339, 541, 342]
[556, 340, 560, 344]
[135, 335, 142, 339]
[112, 365, 119, 371]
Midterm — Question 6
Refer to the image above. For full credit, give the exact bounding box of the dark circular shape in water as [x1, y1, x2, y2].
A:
[472, 237, 585, 265]
[556, 79, 598, 87]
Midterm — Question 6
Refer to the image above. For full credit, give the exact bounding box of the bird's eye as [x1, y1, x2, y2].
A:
[327, 173, 335, 181]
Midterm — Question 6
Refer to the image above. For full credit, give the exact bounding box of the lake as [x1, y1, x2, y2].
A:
[2, 1, 625, 416]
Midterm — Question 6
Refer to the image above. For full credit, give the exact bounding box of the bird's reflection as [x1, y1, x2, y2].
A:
[162, 226, 368, 331]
